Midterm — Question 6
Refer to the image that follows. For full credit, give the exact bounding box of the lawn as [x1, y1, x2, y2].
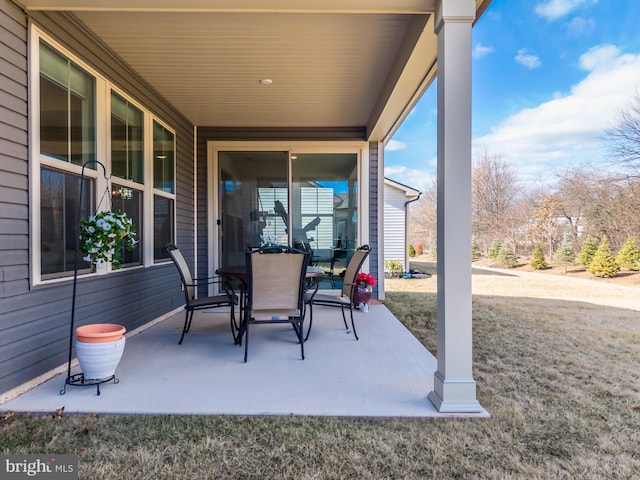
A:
[2, 273, 640, 479]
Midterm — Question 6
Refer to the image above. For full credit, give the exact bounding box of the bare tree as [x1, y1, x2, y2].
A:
[408, 178, 437, 253]
[472, 151, 520, 253]
[607, 92, 640, 177]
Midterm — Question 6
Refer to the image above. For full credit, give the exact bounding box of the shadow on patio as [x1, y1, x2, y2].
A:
[1, 304, 486, 418]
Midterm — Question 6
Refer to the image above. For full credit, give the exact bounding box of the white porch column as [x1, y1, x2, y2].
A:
[427, 0, 484, 413]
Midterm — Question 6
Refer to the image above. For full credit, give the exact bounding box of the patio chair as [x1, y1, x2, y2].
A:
[166, 244, 239, 345]
[242, 245, 310, 362]
[304, 245, 370, 341]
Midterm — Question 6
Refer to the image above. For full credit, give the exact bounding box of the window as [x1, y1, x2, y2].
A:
[32, 31, 177, 283]
[40, 40, 95, 166]
[152, 121, 175, 261]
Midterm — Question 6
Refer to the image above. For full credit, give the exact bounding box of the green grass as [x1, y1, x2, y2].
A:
[2, 290, 640, 479]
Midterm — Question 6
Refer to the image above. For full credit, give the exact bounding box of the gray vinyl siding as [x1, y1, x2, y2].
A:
[0, 7, 195, 396]
[384, 185, 408, 271]
[0, 0, 28, 300]
[196, 126, 367, 297]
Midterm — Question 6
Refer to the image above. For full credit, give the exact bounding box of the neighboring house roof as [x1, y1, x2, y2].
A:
[384, 177, 421, 198]
[20, 0, 492, 142]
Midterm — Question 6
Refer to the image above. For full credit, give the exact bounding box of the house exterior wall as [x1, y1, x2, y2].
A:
[195, 128, 377, 297]
[0, 4, 194, 397]
[384, 185, 409, 271]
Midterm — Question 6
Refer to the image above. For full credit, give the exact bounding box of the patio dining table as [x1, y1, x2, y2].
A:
[216, 264, 325, 344]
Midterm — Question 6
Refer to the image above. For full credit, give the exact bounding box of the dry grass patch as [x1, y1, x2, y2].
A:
[2, 269, 640, 479]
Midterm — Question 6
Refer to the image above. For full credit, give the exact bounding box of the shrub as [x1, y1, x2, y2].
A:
[384, 259, 404, 278]
[616, 237, 640, 271]
[415, 244, 423, 255]
[588, 236, 620, 278]
[408, 244, 416, 257]
[429, 245, 437, 259]
[530, 243, 547, 270]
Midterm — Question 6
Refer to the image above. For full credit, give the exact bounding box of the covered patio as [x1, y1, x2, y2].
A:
[1, 304, 487, 418]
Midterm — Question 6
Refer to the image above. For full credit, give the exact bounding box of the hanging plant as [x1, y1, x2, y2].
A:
[80, 210, 137, 269]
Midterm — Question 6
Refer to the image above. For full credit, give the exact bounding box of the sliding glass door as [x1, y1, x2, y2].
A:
[217, 149, 359, 289]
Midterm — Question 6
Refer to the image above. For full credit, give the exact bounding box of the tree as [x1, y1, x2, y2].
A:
[530, 243, 547, 270]
[528, 195, 563, 257]
[616, 237, 640, 271]
[472, 152, 520, 254]
[409, 178, 436, 254]
[588, 236, 620, 278]
[496, 242, 517, 268]
[488, 239, 502, 260]
[553, 232, 575, 273]
[607, 91, 640, 177]
[471, 237, 481, 260]
[578, 235, 598, 267]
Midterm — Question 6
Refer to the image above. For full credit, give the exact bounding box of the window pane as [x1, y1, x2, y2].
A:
[111, 92, 144, 183]
[41, 168, 93, 276]
[292, 153, 358, 289]
[218, 151, 288, 268]
[153, 121, 175, 193]
[40, 41, 95, 167]
[112, 184, 143, 266]
[154, 195, 174, 260]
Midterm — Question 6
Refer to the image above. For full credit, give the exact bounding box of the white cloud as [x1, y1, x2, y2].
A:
[384, 165, 434, 189]
[385, 139, 407, 152]
[473, 43, 495, 59]
[566, 16, 596, 36]
[515, 49, 542, 69]
[473, 44, 640, 184]
[534, 0, 597, 21]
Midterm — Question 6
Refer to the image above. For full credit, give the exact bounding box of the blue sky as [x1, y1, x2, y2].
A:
[384, 0, 640, 189]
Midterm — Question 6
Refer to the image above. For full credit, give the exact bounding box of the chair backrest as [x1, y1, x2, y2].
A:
[246, 246, 309, 319]
[166, 245, 195, 302]
[341, 245, 371, 298]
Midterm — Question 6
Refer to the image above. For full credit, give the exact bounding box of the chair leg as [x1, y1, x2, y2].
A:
[243, 321, 249, 362]
[229, 303, 238, 344]
[178, 309, 193, 345]
[349, 305, 359, 340]
[340, 305, 349, 330]
[298, 320, 305, 360]
[304, 303, 314, 341]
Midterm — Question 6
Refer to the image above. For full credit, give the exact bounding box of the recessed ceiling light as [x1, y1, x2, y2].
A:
[259, 79, 273, 85]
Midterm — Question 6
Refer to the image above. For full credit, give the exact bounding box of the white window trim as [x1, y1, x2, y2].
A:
[29, 26, 177, 285]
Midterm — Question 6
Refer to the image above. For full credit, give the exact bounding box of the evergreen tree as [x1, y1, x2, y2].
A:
[429, 244, 437, 259]
[616, 237, 640, 271]
[588, 236, 620, 278]
[578, 235, 598, 267]
[488, 240, 502, 260]
[471, 237, 481, 260]
[408, 244, 416, 257]
[496, 242, 517, 268]
[530, 243, 547, 270]
[553, 232, 575, 273]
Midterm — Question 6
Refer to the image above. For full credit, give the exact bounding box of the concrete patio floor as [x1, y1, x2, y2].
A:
[1, 304, 488, 418]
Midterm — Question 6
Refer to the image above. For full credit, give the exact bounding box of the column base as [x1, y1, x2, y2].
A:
[428, 371, 486, 413]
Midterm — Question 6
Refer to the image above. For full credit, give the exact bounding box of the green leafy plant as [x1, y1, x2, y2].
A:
[578, 235, 598, 267]
[488, 240, 503, 260]
[496, 242, 517, 268]
[384, 259, 404, 278]
[80, 210, 137, 269]
[408, 244, 416, 257]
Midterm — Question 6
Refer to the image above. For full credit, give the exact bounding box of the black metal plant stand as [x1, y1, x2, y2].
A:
[60, 160, 119, 396]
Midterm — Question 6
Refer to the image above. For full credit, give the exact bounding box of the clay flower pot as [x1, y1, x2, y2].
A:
[75, 323, 126, 343]
[75, 324, 126, 380]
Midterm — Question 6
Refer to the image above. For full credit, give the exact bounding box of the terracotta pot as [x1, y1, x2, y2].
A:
[75, 323, 126, 343]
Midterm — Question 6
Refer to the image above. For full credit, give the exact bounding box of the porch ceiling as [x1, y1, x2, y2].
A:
[22, 0, 491, 142]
